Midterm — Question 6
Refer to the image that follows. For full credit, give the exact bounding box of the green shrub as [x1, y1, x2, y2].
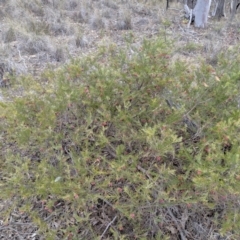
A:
[1, 38, 240, 239]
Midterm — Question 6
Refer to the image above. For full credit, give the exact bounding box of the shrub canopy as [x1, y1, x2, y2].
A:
[1, 38, 240, 239]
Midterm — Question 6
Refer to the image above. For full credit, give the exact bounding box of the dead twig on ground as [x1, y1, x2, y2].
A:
[100, 215, 117, 240]
[167, 208, 187, 240]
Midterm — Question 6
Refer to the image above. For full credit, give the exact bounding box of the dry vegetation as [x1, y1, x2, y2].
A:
[0, 0, 238, 77]
[0, 0, 240, 239]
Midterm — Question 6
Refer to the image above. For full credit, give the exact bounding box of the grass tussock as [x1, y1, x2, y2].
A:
[90, 11, 106, 30]
[0, 0, 238, 78]
[19, 35, 53, 55]
[116, 10, 132, 30]
[2, 27, 16, 43]
[1, 36, 240, 239]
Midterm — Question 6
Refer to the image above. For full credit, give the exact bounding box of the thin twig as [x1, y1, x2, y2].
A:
[184, 98, 212, 116]
[167, 208, 187, 240]
[106, 144, 117, 159]
[98, 197, 115, 209]
[137, 165, 151, 179]
[17, 47, 27, 70]
[100, 215, 117, 240]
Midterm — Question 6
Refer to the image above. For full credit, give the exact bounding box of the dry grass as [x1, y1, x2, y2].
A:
[0, 0, 239, 76]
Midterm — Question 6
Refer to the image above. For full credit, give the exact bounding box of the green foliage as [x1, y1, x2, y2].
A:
[1, 38, 240, 239]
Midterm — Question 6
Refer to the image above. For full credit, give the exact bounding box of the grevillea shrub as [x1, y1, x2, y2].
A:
[1, 38, 240, 239]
